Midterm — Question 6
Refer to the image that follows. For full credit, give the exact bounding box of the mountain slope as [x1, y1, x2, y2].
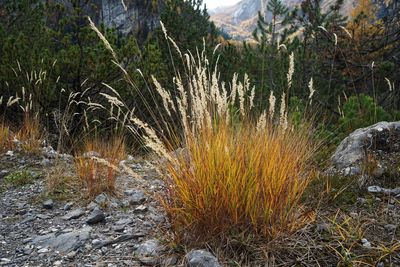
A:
[210, 0, 355, 40]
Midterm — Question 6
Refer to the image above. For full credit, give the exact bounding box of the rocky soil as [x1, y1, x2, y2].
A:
[0, 150, 220, 267]
[2, 120, 400, 266]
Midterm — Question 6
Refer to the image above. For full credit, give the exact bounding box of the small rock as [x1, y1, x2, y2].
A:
[94, 194, 108, 205]
[92, 239, 103, 246]
[0, 170, 9, 178]
[67, 251, 76, 259]
[361, 238, 372, 249]
[0, 258, 11, 264]
[41, 158, 51, 166]
[62, 208, 85, 220]
[86, 208, 105, 224]
[135, 239, 159, 256]
[38, 247, 49, 253]
[42, 199, 54, 209]
[139, 257, 159, 266]
[357, 197, 367, 205]
[316, 223, 330, 233]
[368, 186, 382, 193]
[53, 260, 62, 266]
[64, 202, 73, 211]
[135, 205, 148, 212]
[384, 224, 397, 232]
[128, 191, 146, 205]
[163, 256, 179, 266]
[185, 250, 221, 267]
[5, 150, 13, 156]
[23, 237, 32, 244]
[112, 225, 125, 232]
[82, 151, 100, 158]
[115, 218, 133, 225]
[86, 202, 98, 211]
[37, 214, 50, 220]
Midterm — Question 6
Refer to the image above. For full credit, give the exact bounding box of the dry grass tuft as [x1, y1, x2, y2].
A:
[45, 161, 81, 200]
[74, 135, 126, 197]
[15, 113, 43, 154]
[0, 123, 14, 153]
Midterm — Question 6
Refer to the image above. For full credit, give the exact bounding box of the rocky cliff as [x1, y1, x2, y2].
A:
[98, 0, 162, 37]
[50, 0, 163, 42]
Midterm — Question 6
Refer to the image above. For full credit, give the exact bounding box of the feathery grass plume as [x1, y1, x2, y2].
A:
[269, 91, 276, 120]
[385, 77, 393, 92]
[256, 110, 267, 132]
[7, 96, 20, 107]
[308, 78, 315, 104]
[88, 17, 118, 61]
[152, 76, 176, 117]
[280, 92, 288, 131]
[318, 25, 328, 33]
[89, 21, 318, 247]
[168, 36, 182, 58]
[340, 26, 352, 39]
[120, 0, 127, 11]
[287, 52, 295, 90]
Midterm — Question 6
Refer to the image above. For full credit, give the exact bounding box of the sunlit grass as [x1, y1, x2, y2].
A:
[162, 121, 317, 242]
[0, 123, 14, 153]
[74, 135, 126, 197]
[15, 113, 42, 154]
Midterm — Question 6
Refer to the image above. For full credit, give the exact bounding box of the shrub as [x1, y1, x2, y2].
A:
[74, 135, 126, 197]
[339, 94, 391, 136]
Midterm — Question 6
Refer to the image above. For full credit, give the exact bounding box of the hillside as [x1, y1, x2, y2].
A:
[210, 0, 357, 40]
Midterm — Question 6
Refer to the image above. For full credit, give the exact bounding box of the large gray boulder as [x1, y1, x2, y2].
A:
[331, 121, 400, 177]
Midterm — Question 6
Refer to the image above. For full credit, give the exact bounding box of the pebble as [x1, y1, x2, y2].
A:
[38, 247, 50, 253]
[361, 238, 372, 249]
[64, 202, 73, 211]
[134, 205, 148, 212]
[384, 224, 397, 232]
[0, 258, 11, 264]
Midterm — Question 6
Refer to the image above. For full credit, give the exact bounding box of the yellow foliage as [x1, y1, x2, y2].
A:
[348, 0, 380, 42]
[0, 123, 14, 153]
[16, 114, 43, 154]
[162, 122, 317, 242]
[74, 136, 126, 197]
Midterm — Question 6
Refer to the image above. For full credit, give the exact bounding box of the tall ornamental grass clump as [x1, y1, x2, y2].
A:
[90, 19, 318, 243]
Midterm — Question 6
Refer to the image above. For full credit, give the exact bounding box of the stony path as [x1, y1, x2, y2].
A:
[0, 152, 179, 266]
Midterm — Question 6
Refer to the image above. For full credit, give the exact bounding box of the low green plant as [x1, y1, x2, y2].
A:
[4, 170, 39, 186]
